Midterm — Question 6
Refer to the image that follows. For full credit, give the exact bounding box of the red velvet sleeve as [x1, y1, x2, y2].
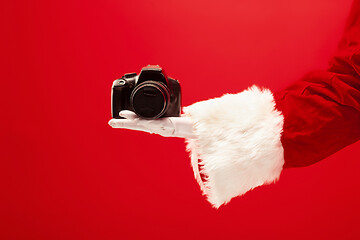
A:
[274, 0, 360, 168]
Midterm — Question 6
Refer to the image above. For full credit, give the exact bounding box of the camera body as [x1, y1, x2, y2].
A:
[111, 65, 181, 119]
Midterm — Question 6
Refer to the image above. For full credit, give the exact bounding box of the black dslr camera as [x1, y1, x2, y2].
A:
[111, 65, 181, 119]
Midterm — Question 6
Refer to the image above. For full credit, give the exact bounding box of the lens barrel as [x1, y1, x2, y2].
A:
[130, 81, 170, 119]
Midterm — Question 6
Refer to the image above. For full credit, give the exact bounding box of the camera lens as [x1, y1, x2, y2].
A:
[130, 81, 170, 119]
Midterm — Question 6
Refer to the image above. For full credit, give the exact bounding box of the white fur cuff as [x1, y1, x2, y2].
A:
[183, 86, 284, 208]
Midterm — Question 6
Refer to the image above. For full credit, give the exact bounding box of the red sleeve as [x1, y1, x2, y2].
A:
[274, 0, 360, 168]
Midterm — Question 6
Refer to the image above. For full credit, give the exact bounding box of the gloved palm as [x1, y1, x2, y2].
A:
[108, 110, 196, 139]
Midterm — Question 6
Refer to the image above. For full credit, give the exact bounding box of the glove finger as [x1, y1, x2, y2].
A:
[108, 119, 142, 129]
[119, 110, 139, 120]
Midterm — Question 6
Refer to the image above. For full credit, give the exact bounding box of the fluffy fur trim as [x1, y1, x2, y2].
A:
[183, 86, 284, 208]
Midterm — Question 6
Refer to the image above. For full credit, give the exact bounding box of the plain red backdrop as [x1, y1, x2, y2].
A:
[2, 0, 360, 239]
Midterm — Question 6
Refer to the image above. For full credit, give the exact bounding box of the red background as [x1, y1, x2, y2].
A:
[2, 0, 360, 239]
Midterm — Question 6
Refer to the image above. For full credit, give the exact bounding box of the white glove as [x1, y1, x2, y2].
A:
[108, 110, 196, 139]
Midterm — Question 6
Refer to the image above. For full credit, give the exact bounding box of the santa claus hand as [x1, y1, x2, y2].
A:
[108, 110, 196, 139]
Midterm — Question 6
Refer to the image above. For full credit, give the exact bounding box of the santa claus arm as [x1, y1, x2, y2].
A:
[184, 0, 360, 207]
